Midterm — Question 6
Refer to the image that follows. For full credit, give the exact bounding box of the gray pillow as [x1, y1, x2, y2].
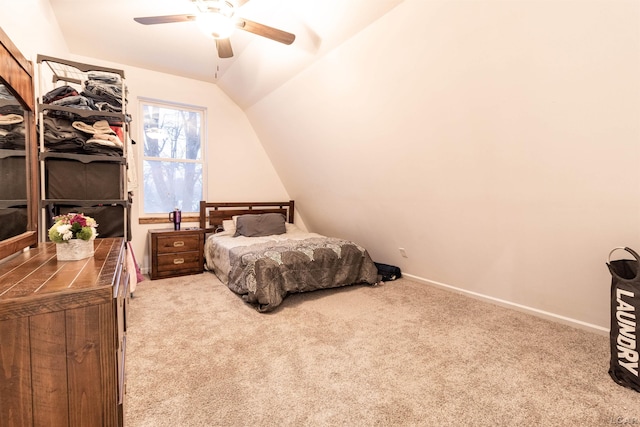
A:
[233, 213, 286, 237]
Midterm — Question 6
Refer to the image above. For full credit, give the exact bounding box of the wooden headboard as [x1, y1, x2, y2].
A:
[199, 200, 295, 233]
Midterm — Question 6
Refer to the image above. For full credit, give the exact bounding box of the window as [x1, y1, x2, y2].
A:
[141, 100, 205, 214]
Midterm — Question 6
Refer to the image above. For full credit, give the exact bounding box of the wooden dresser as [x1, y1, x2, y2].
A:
[0, 238, 129, 427]
[149, 228, 205, 280]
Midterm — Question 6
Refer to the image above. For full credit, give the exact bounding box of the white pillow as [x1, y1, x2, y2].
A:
[222, 219, 235, 232]
[285, 223, 301, 233]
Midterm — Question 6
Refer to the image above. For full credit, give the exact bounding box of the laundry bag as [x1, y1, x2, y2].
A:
[606, 247, 640, 393]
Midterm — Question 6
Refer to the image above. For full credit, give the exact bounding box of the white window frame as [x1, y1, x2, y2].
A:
[138, 97, 207, 215]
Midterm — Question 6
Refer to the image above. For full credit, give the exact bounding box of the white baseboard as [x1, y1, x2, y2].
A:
[402, 273, 609, 336]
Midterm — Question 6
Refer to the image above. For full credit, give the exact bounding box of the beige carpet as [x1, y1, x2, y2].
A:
[124, 273, 639, 426]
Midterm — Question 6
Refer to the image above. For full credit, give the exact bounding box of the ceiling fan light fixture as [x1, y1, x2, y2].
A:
[196, 11, 236, 39]
[134, 0, 296, 59]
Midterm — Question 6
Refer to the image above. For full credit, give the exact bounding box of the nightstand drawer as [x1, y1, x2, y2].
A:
[156, 251, 202, 272]
[155, 235, 201, 253]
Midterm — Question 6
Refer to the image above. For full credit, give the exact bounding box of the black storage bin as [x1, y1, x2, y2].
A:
[0, 153, 26, 199]
[49, 203, 130, 240]
[0, 207, 27, 240]
[45, 157, 122, 200]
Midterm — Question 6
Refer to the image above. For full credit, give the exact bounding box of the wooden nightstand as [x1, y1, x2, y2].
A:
[149, 228, 205, 280]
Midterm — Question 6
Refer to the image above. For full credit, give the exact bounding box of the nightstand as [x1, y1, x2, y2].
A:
[149, 228, 205, 280]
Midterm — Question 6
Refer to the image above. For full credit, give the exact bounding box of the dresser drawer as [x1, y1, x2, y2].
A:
[156, 234, 201, 253]
[156, 251, 202, 272]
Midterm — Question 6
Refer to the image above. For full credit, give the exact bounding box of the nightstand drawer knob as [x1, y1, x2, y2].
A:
[173, 258, 185, 264]
[173, 241, 185, 247]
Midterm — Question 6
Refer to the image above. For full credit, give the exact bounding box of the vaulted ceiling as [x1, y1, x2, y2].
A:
[49, 0, 404, 109]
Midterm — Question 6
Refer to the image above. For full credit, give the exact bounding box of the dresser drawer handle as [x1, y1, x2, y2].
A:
[173, 241, 185, 247]
[173, 258, 185, 265]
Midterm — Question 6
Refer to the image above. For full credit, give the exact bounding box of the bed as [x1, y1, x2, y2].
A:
[199, 200, 379, 312]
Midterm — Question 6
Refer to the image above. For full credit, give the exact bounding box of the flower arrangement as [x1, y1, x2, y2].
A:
[48, 213, 98, 243]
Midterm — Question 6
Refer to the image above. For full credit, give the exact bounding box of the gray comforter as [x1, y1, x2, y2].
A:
[226, 237, 379, 312]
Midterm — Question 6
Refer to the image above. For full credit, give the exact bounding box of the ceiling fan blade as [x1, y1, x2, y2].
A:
[134, 15, 196, 25]
[236, 18, 295, 45]
[215, 38, 234, 58]
[235, 0, 251, 6]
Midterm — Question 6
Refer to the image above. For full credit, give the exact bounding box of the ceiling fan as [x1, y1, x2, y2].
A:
[133, 0, 296, 59]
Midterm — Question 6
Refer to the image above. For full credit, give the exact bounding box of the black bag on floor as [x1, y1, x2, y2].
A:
[606, 247, 640, 393]
[374, 262, 401, 282]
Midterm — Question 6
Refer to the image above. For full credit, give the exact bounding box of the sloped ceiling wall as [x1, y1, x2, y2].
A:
[247, 0, 640, 328]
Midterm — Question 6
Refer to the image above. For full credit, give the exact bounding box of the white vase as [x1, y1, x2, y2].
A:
[56, 239, 95, 261]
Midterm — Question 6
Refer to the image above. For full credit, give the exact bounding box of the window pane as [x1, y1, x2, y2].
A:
[141, 99, 204, 215]
[143, 160, 203, 213]
[143, 104, 201, 160]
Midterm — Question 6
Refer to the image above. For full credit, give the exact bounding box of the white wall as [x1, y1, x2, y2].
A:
[0, 2, 290, 271]
[0, 0, 69, 60]
[247, 0, 640, 330]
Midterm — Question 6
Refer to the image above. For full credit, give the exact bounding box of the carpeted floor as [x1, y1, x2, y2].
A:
[124, 273, 639, 426]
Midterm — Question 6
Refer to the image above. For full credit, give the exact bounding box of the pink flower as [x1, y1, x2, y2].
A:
[69, 214, 87, 227]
